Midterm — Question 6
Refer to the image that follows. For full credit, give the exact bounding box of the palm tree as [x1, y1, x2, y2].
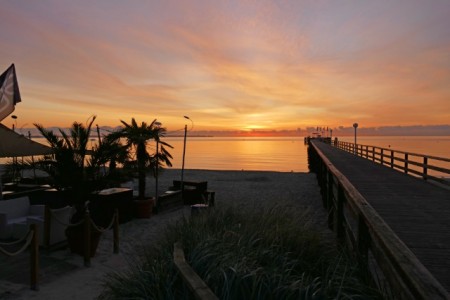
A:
[87, 135, 130, 183]
[34, 116, 97, 211]
[108, 118, 173, 199]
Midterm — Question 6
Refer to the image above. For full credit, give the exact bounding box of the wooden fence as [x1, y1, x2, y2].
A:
[308, 141, 449, 299]
[173, 242, 218, 300]
[334, 140, 450, 187]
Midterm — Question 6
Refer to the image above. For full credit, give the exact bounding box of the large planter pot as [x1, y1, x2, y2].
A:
[65, 223, 101, 257]
[134, 198, 155, 218]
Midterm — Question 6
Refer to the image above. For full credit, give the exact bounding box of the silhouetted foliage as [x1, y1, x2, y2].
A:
[107, 118, 173, 199]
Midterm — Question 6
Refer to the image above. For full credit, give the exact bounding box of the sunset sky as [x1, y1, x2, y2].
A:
[1, 0, 449, 132]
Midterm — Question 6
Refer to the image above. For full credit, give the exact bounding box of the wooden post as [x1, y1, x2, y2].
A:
[30, 224, 39, 291]
[323, 166, 329, 209]
[380, 149, 384, 165]
[357, 215, 369, 271]
[173, 242, 219, 300]
[113, 209, 119, 254]
[320, 162, 326, 201]
[84, 211, 91, 267]
[317, 157, 325, 201]
[44, 205, 51, 248]
[423, 157, 428, 180]
[336, 185, 345, 242]
[404, 153, 409, 174]
[327, 173, 334, 230]
[390, 150, 394, 168]
[326, 172, 333, 210]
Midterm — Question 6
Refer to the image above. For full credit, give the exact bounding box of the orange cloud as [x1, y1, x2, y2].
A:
[0, 1, 449, 131]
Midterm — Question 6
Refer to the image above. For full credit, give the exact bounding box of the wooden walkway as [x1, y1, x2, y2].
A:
[311, 140, 450, 293]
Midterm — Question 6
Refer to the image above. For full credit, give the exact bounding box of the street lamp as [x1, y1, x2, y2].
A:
[353, 123, 358, 154]
[154, 121, 162, 205]
[11, 115, 17, 131]
[181, 116, 193, 194]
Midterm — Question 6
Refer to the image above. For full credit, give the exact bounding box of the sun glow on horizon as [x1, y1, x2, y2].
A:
[244, 124, 266, 131]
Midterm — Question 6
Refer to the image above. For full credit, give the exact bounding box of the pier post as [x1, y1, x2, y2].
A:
[320, 163, 327, 202]
[390, 150, 394, 168]
[336, 185, 345, 242]
[327, 172, 334, 229]
[357, 216, 369, 271]
[404, 154, 408, 174]
[423, 157, 428, 180]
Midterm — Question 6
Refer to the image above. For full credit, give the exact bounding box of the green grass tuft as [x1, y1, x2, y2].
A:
[98, 203, 383, 299]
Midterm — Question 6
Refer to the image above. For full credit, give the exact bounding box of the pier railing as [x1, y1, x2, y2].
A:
[334, 140, 450, 187]
[308, 140, 449, 299]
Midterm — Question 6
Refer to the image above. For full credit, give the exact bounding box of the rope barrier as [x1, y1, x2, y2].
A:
[64, 217, 85, 228]
[0, 229, 34, 256]
[89, 211, 117, 233]
[0, 228, 31, 246]
[47, 207, 83, 227]
[82, 209, 119, 267]
[47, 205, 116, 232]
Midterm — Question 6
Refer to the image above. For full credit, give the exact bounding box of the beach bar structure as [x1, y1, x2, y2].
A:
[0, 123, 53, 199]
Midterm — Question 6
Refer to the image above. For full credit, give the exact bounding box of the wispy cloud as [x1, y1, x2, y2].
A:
[1, 0, 449, 131]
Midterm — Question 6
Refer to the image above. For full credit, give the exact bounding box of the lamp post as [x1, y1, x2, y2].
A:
[181, 116, 193, 194]
[353, 123, 358, 154]
[11, 115, 18, 173]
[11, 115, 17, 131]
[154, 121, 162, 205]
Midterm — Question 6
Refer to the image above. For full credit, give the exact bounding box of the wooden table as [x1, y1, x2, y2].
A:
[91, 188, 133, 226]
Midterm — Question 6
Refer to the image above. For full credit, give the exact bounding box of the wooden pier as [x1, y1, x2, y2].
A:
[309, 139, 450, 299]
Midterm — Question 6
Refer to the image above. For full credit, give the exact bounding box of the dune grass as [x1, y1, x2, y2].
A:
[98, 203, 383, 299]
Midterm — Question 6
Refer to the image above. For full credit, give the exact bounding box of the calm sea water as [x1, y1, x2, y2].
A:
[165, 137, 308, 172]
[338, 136, 450, 158]
[162, 136, 450, 173]
[2, 136, 449, 173]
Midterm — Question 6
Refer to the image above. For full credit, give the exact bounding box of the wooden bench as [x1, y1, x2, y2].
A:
[157, 190, 183, 213]
[171, 181, 215, 206]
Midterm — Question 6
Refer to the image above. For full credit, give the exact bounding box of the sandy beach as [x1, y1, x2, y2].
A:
[0, 169, 327, 300]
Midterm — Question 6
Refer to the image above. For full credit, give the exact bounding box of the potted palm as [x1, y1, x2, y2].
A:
[34, 116, 108, 256]
[108, 118, 173, 218]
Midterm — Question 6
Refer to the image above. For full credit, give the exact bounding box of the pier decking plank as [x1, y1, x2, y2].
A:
[312, 141, 450, 293]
